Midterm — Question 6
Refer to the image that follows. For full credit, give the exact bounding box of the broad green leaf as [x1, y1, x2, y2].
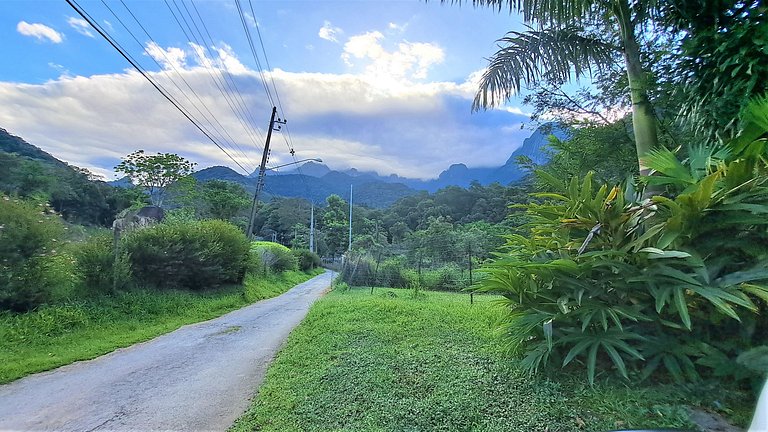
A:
[673, 287, 692, 330]
[639, 247, 691, 259]
[563, 339, 594, 367]
[602, 342, 629, 379]
[716, 266, 768, 287]
[742, 284, 768, 304]
[587, 342, 599, 385]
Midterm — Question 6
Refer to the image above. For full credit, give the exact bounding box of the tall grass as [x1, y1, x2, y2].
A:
[231, 288, 752, 431]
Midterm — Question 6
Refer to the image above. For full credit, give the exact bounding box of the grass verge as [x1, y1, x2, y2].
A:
[231, 287, 753, 432]
[0, 268, 325, 384]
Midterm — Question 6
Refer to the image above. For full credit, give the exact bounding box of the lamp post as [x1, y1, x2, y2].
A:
[246, 157, 322, 239]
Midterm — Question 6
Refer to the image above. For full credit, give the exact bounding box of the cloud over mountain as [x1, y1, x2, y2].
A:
[0, 27, 530, 181]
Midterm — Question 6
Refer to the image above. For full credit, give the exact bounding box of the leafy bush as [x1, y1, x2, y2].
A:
[422, 264, 466, 291]
[292, 249, 321, 272]
[375, 257, 409, 288]
[251, 241, 297, 274]
[479, 98, 768, 384]
[0, 197, 76, 311]
[122, 219, 249, 290]
[73, 233, 132, 294]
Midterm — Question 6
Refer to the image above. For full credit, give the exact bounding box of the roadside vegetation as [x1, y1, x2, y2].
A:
[0, 152, 324, 383]
[232, 287, 753, 431]
[0, 269, 320, 384]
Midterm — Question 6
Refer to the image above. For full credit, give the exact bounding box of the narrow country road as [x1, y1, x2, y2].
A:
[0, 271, 335, 432]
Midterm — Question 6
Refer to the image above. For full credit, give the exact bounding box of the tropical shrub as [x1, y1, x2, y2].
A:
[0, 197, 76, 311]
[376, 257, 409, 288]
[292, 249, 321, 272]
[479, 98, 768, 384]
[422, 263, 466, 291]
[122, 220, 249, 290]
[73, 232, 133, 294]
[250, 241, 297, 274]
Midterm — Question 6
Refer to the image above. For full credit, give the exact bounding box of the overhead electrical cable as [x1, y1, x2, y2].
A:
[65, 0, 253, 175]
[113, 0, 257, 171]
[163, 0, 265, 160]
[188, 0, 267, 146]
[233, 0, 275, 108]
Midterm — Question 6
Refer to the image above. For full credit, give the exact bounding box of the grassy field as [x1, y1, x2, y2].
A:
[0, 268, 324, 384]
[231, 287, 752, 432]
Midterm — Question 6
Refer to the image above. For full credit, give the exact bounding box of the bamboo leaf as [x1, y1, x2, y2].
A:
[602, 342, 629, 379]
[673, 287, 692, 330]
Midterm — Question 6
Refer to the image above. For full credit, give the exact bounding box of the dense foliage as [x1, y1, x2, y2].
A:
[0, 152, 144, 227]
[0, 198, 75, 311]
[250, 241, 298, 274]
[122, 220, 250, 290]
[292, 249, 321, 272]
[115, 150, 196, 207]
[478, 99, 768, 386]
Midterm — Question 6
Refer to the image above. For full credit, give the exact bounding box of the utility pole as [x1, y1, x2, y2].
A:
[348, 184, 353, 251]
[246, 106, 285, 239]
[309, 202, 315, 253]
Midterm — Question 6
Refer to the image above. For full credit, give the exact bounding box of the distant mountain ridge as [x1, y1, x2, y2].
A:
[3, 122, 565, 209]
[270, 123, 567, 192]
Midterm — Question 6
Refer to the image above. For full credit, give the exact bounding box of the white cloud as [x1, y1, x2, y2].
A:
[144, 42, 187, 70]
[102, 20, 114, 32]
[67, 17, 94, 38]
[341, 31, 445, 84]
[47, 62, 71, 77]
[16, 21, 63, 43]
[0, 41, 530, 181]
[388, 22, 408, 33]
[318, 21, 342, 43]
[243, 12, 258, 28]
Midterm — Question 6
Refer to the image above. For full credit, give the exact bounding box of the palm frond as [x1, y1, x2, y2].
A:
[473, 27, 618, 110]
[441, 0, 602, 25]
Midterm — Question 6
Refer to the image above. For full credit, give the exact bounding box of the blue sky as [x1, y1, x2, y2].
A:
[0, 0, 533, 180]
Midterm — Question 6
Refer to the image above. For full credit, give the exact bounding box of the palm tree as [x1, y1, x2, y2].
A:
[447, 0, 659, 174]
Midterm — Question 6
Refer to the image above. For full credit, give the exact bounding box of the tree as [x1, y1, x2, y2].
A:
[660, 0, 768, 141]
[321, 194, 349, 256]
[446, 0, 660, 173]
[200, 180, 250, 221]
[115, 150, 196, 207]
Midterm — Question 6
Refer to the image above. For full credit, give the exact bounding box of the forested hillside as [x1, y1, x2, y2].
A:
[0, 129, 143, 226]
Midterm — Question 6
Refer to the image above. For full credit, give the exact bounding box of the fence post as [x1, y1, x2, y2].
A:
[468, 246, 474, 305]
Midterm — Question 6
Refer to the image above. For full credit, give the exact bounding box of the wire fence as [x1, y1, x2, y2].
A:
[335, 242, 487, 303]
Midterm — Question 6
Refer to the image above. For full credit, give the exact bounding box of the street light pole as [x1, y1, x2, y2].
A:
[309, 202, 315, 253]
[348, 184, 353, 251]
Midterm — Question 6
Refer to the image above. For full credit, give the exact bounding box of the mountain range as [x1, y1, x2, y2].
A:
[266, 123, 564, 192]
[1, 123, 565, 208]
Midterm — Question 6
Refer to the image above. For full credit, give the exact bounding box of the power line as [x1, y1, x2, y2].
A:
[169, 0, 266, 155]
[113, 0, 257, 171]
[233, 0, 275, 107]
[65, 0, 252, 175]
[189, 0, 267, 144]
[246, 0, 314, 200]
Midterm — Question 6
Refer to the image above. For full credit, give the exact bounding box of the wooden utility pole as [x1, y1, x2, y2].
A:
[247, 107, 284, 239]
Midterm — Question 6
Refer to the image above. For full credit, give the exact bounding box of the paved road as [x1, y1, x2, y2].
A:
[0, 271, 334, 431]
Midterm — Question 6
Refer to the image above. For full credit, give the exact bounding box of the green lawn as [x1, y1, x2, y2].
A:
[0, 269, 324, 384]
[231, 287, 752, 432]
